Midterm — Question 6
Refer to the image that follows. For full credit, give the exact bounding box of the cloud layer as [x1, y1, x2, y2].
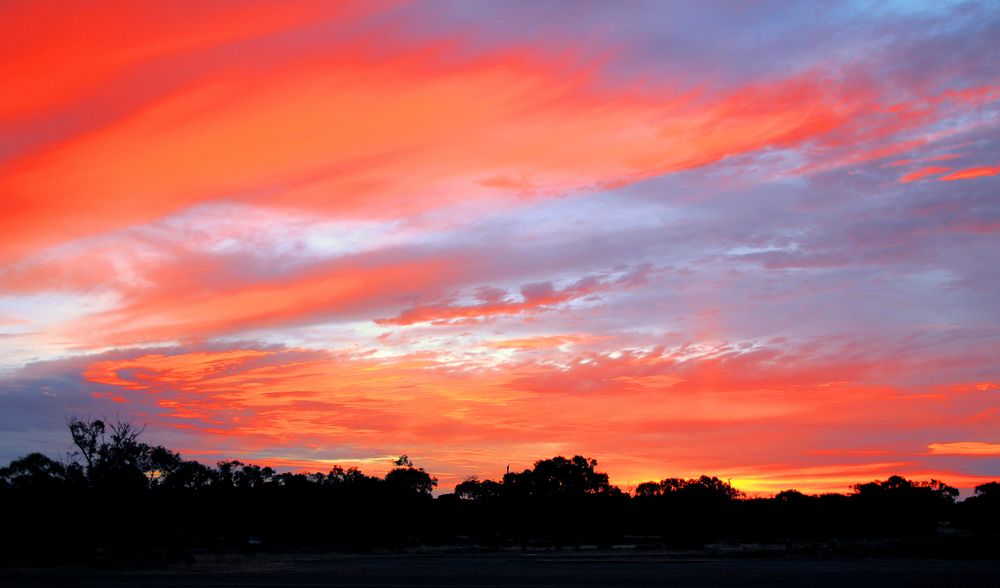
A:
[2, 1, 999, 494]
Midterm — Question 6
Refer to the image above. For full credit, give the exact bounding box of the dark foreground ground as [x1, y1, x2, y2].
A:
[2, 552, 999, 588]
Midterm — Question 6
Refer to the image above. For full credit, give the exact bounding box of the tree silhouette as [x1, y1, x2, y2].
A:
[634, 475, 743, 500]
[851, 475, 959, 536]
[455, 477, 503, 501]
[955, 481, 1000, 538]
[2, 417, 998, 562]
[161, 460, 214, 491]
[66, 416, 180, 491]
[67, 416, 104, 471]
[632, 475, 743, 547]
[0, 452, 69, 490]
[515, 455, 617, 497]
[385, 456, 437, 496]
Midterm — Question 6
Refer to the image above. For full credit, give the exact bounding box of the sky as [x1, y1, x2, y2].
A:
[1, 0, 999, 495]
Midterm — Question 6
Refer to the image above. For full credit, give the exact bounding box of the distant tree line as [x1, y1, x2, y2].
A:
[0, 418, 997, 564]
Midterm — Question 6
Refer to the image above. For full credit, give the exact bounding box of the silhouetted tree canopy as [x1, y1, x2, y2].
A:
[0, 417, 996, 564]
[852, 475, 959, 503]
[67, 416, 181, 491]
[385, 455, 437, 496]
[975, 481, 1000, 499]
[495, 455, 618, 498]
[0, 452, 73, 490]
[634, 475, 743, 501]
[455, 477, 503, 501]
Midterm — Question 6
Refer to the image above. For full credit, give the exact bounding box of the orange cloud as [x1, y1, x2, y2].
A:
[1, 22, 890, 265]
[66, 255, 461, 345]
[488, 334, 606, 350]
[899, 165, 952, 183]
[84, 349, 274, 390]
[927, 442, 1000, 456]
[74, 341, 999, 495]
[938, 166, 1000, 181]
[0, 0, 380, 124]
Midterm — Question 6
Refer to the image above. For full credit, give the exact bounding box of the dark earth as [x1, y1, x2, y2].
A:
[3, 552, 998, 587]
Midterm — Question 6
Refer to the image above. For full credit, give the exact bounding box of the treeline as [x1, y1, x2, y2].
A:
[1, 418, 998, 564]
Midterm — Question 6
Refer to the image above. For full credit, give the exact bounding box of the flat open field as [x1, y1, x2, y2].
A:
[3, 552, 998, 587]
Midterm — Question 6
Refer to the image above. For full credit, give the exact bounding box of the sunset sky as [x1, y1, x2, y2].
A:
[2, 0, 999, 495]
